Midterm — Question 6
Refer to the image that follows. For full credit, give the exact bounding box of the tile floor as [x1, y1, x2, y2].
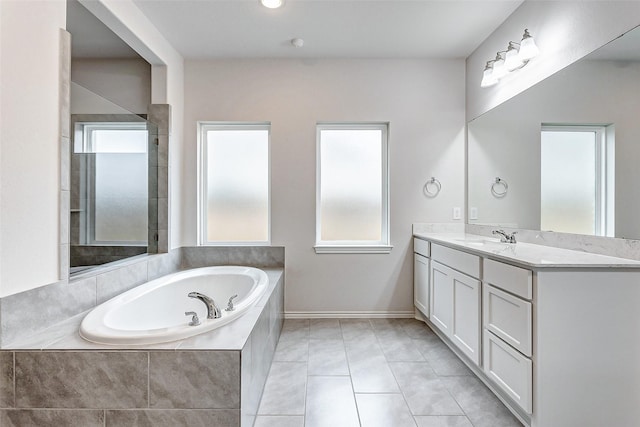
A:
[255, 318, 523, 427]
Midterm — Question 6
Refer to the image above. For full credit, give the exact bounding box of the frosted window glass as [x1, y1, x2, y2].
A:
[541, 131, 596, 235]
[319, 129, 383, 242]
[205, 129, 269, 242]
[95, 153, 148, 243]
[92, 129, 147, 153]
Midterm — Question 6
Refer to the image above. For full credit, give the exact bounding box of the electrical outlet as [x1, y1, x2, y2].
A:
[453, 207, 461, 220]
[470, 207, 478, 220]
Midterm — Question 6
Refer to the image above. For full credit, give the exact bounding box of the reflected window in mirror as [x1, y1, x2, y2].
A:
[74, 122, 149, 246]
[541, 125, 614, 237]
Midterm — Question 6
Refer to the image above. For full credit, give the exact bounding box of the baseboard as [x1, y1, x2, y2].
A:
[284, 311, 415, 319]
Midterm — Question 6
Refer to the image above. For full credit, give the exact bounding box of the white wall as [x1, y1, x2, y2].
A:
[466, 1, 640, 121]
[468, 59, 640, 239]
[71, 58, 150, 114]
[0, 1, 66, 297]
[184, 59, 465, 314]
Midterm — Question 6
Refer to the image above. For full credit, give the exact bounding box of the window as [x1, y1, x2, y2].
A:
[541, 125, 614, 236]
[74, 122, 149, 245]
[198, 123, 270, 245]
[315, 123, 391, 253]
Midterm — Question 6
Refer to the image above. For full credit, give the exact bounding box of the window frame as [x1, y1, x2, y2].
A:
[76, 122, 148, 154]
[197, 121, 271, 246]
[314, 122, 391, 254]
[540, 124, 613, 237]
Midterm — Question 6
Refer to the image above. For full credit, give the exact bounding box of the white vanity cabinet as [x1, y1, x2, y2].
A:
[482, 259, 533, 413]
[412, 232, 640, 427]
[429, 244, 481, 365]
[413, 238, 430, 318]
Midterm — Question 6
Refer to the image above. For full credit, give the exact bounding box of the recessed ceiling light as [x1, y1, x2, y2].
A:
[261, 0, 284, 9]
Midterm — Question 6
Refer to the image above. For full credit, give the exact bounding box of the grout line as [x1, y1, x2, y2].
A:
[147, 352, 150, 409]
[12, 351, 16, 408]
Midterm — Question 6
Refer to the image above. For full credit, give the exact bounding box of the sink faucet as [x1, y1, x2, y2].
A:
[188, 292, 222, 319]
[492, 229, 517, 244]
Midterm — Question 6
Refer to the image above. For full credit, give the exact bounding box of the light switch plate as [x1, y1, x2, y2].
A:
[453, 207, 461, 220]
[470, 207, 478, 220]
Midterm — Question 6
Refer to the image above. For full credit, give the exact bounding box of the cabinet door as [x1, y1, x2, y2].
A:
[484, 330, 532, 413]
[414, 254, 430, 318]
[430, 261, 453, 336]
[451, 270, 481, 365]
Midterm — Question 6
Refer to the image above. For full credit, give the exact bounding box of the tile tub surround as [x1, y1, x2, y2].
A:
[0, 246, 284, 347]
[0, 269, 284, 427]
[256, 318, 522, 427]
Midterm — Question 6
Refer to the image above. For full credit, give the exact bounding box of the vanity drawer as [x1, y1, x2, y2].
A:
[484, 259, 532, 299]
[414, 238, 430, 257]
[483, 284, 532, 357]
[431, 243, 480, 278]
[483, 330, 532, 414]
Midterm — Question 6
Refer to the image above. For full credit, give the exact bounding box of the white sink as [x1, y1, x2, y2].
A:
[452, 238, 507, 248]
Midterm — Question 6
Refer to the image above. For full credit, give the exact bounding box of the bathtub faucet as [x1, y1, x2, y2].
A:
[188, 292, 222, 319]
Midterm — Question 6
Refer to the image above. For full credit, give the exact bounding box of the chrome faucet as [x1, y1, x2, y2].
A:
[492, 229, 517, 244]
[225, 294, 238, 312]
[185, 311, 201, 326]
[188, 292, 222, 319]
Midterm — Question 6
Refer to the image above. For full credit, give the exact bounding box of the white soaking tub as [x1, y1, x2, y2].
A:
[80, 266, 269, 345]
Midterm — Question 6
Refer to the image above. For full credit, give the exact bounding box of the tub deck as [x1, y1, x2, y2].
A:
[0, 268, 284, 427]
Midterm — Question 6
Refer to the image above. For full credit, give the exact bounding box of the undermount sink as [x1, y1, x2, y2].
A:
[453, 238, 505, 247]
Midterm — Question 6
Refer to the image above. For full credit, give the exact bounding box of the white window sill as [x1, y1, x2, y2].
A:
[314, 245, 393, 254]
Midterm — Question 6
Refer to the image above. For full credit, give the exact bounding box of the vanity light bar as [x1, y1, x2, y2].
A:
[481, 29, 540, 88]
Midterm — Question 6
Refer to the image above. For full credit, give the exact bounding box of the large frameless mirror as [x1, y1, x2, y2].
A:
[468, 24, 640, 239]
[67, 0, 157, 275]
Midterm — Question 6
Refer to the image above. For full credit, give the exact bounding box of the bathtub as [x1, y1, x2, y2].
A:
[80, 266, 269, 345]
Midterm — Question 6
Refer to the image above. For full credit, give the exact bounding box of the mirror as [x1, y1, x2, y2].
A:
[67, 0, 156, 274]
[69, 109, 158, 274]
[468, 25, 640, 240]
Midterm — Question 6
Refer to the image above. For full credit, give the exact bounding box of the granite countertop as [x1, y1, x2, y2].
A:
[413, 232, 640, 269]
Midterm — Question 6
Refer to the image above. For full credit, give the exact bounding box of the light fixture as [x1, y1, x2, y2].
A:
[480, 28, 540, 88]
[261, 0, 284, 9]
[504, 42, 524, 71]
[291, 38, 304, 48]
[518, 29, 540, 60]
[480, 61, 498, 88]
[492, 52, 507, 79]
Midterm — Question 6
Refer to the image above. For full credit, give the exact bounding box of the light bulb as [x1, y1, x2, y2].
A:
[519, 29, 540, 60]
[261, 0, 284, 8]
[504, 42, 524, 71]
[480, 61, 498, 88]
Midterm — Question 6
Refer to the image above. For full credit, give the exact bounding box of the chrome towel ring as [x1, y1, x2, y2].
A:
[491, 177, 508, 197]
[424, 177, 441, 197]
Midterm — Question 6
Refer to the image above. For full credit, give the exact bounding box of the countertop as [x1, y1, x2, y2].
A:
[413, 232, 640, 269]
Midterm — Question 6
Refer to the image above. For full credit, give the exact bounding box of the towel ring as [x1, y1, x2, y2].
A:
[491, 177, 508, 197]
[423, 177, 441, 198]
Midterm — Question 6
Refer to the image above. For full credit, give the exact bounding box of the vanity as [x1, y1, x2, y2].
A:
[413, 232, 640, 427]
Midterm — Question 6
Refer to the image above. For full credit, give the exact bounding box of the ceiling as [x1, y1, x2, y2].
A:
[67, 0, 141, 58]
[70, 0, 524, 59]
